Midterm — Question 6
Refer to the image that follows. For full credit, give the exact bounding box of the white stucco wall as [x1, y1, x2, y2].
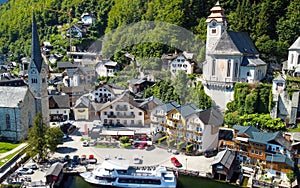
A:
[100, 102, 145, 126]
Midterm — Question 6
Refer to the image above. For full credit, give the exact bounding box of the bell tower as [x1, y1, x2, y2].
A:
[28, 12, 49, 124]
[205, 1, 227, 55]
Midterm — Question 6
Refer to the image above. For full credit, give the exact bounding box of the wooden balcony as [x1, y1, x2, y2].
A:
[117, 114, 135, 118]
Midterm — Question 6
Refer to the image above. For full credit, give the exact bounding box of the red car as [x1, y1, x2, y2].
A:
[171, 157, 182, 167]
[138, 142, 147, 149]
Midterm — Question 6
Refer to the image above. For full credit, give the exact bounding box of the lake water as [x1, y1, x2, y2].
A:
[59, 174, 237, 188]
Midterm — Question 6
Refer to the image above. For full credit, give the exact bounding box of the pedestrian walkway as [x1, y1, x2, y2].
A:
[0, 143, 28, 159]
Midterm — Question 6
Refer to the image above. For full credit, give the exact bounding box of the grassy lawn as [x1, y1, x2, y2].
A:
[0, 142, 20, 153]
[0, 150, 20, 167]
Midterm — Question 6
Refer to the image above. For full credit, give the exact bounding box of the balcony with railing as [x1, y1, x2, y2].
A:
[117, 114, 135, 118]
[116, 105, 128, 111]
[153, 113, 165, 118]
[107, 114, 117, 118]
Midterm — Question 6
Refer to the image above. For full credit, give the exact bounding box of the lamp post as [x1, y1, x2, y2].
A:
[185, 158, 187, 170]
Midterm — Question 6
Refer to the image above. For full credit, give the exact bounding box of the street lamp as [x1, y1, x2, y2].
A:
[185, 158, 187, 170]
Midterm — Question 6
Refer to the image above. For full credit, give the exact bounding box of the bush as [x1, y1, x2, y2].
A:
[119, 136, 129, 144]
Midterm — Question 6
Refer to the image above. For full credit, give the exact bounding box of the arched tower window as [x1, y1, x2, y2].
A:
[212, 59, 216, 76]
[291, 54, 294, 65]
[227, 60, 231, 77]
[6, 114, 10, 130]
[234, 60, 239, 78]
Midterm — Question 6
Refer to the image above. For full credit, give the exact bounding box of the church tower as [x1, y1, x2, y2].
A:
[205, 1, 227, 55]
[28, 13, 49, 124]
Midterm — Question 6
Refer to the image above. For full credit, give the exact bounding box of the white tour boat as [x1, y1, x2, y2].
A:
[80, 159, 177, 188]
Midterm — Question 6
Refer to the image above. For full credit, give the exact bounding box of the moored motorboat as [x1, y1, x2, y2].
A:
[80, 160, 177, 188]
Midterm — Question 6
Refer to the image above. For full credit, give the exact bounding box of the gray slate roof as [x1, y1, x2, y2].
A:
[266, 154, 294, 167]
[45, 162, 63, 176]
[138, 96, 163, 108]
[198, 107, 223, 127]
[289, 37, 300, 50]
[49, 95, 70, 109]
[241, 57, 266, 67]
[179, 103, 201, 118]
[249, 131, 291, 150]
[213, 31, 259, 55]
[232, 125, 259, 138]
[0, 86, 29, 108]
[31, 13, 43, 73]
[57, 62, 80, 69]
[211, 149, 235, 169]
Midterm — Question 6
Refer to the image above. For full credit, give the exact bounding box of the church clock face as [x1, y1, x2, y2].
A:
[211, 20, 217, 27]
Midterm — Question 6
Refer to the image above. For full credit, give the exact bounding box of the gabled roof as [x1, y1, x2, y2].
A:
[179, 103, 201, 118]
[61, 85, 93, 94]
[31, 13, 43, 73]
[249, 131, 291, 150]
[98, 91, 142, 111]
[241, 56, 266, 67]
[232, 125, 259, 138]
[45, 162, 63, 176]
[162, 101, 181, 113]
[0, 86, 31, 108]
[212, 31, 259, 55]
[266, 154, 294, 167]
[49, 95, 70, 109]
[74, 94, 91, 108]
[211, 149, 235, 169]
[273, 74, 285, 82]
[57, 62, 80, 69]
[138, 96, 163, 108]
[198, 107, 223, 127]
[289, 37, 300, 50]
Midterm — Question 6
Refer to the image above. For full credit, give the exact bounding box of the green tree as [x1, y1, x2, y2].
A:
[27, 113, 64, 161]
[172, 70, 189, 104]
[27, 113, 48, 161]
[187, 81, 212, 110]
[287, 170, 295, 184]
[45, 127, 64, 154]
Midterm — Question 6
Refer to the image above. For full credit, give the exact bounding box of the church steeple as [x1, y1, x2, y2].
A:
[206, 1, 227, 25]
[31, 12, 43, 73]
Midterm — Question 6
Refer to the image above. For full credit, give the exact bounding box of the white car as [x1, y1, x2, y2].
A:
[17, 168, 34, 174]
[82, 140, 89, 147]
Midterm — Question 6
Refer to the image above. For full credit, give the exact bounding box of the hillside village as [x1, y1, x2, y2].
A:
[0, 1, 300, 188]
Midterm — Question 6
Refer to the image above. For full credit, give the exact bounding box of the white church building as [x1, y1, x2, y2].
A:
[202, 1, 267, 110]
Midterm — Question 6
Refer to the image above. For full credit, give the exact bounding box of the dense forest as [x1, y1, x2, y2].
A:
[0, 0, 299, 63]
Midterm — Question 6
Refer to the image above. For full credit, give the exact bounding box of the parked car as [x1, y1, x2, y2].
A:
[204, 149, 218, 158]
[72, 155, 79, 165]
[89, 140, 96, 146]
[26, 163, 38, 170]
[17, 168, 34, 175]
[64, 155, 71, 162]
[138, 142, 147, 149]
[170, 157, 182, 168]
[80, 155, 87, 165]
[82, 140, 89, 147]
